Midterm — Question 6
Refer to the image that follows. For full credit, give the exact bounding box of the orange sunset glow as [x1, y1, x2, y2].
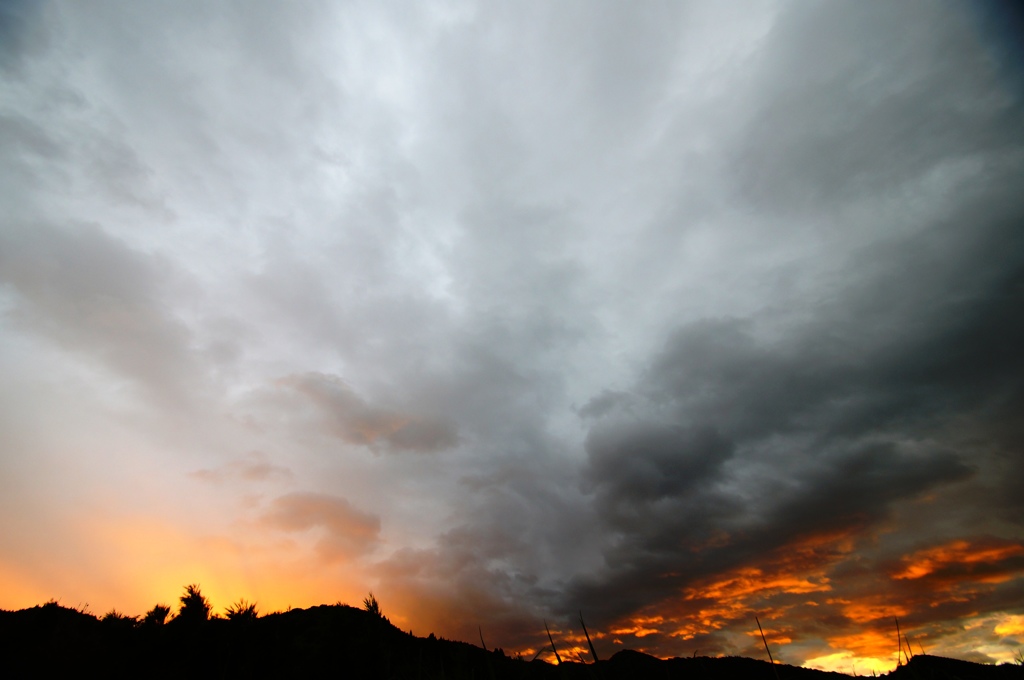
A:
[894, 539, 1024, 583]
[2, 0, 1024, 672]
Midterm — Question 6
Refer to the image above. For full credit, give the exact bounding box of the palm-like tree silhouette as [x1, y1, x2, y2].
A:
[142, 603, 171, 626]
[178, 584, 211, 623]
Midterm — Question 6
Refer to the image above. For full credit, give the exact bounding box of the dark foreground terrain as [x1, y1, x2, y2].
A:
[2, 602, 1020, 679]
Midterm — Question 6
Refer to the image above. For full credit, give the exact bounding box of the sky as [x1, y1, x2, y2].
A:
[1, 0, 1023, 672]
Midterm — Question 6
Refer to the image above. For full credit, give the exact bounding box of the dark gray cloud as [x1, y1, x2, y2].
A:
[561, 182, 1022, 622]
[0, 0, 48, 73]
[340, 1, 1024, 658]
[584, 422, 733, 509]
[730, 1, 1023, 217]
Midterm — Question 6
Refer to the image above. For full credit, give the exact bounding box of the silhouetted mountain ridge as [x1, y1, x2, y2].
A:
[1, 601, 1020, 678]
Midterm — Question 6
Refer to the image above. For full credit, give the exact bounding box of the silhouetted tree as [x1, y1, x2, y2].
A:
[178, 584, 211, 623]
[101, 609, 138, 630]
[363, 592, 384, 619]
[142, 603, 171, 626]
[225, 598, 258, 622]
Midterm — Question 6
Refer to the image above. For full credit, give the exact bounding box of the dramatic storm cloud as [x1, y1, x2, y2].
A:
[1, 0, 1022, 670]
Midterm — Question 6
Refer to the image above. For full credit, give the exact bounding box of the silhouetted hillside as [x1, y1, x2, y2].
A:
[1, 601, 1020, 679]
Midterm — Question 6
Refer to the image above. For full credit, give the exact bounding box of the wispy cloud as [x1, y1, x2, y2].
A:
[261, 492, 381, 563]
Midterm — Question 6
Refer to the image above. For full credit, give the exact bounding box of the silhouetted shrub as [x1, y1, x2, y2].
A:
[101, 608, 138, 632]
[362, 592, 384, 619]
[142, 603, 171, 626]
[225, 598, 258, 622]
[178, 584, 211, 623]
[102, 609, 136, 622]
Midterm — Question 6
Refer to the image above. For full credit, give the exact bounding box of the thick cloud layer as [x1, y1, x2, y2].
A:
[1, 0, 1022, 669]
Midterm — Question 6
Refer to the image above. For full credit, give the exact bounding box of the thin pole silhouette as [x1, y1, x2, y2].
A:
[756, 616, 781, 680]
[544, 620, 562, 664]
[895, 617, 903, 668]
[579, 611, 600, 663]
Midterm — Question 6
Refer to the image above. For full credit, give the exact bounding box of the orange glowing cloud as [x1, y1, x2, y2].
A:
[804, 650, 895, 676]
[610, 615, 664, 638]
[631, 531, 859, 643]
[827, 628, 902, 660]
[743, 624, 793, 646]
[893, 538, 1024, 582]
[827, 598, 910, 624]
[695, 568, 831, 602]
[994, 614, 1024, 637]
[678, 531, 849, 617]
